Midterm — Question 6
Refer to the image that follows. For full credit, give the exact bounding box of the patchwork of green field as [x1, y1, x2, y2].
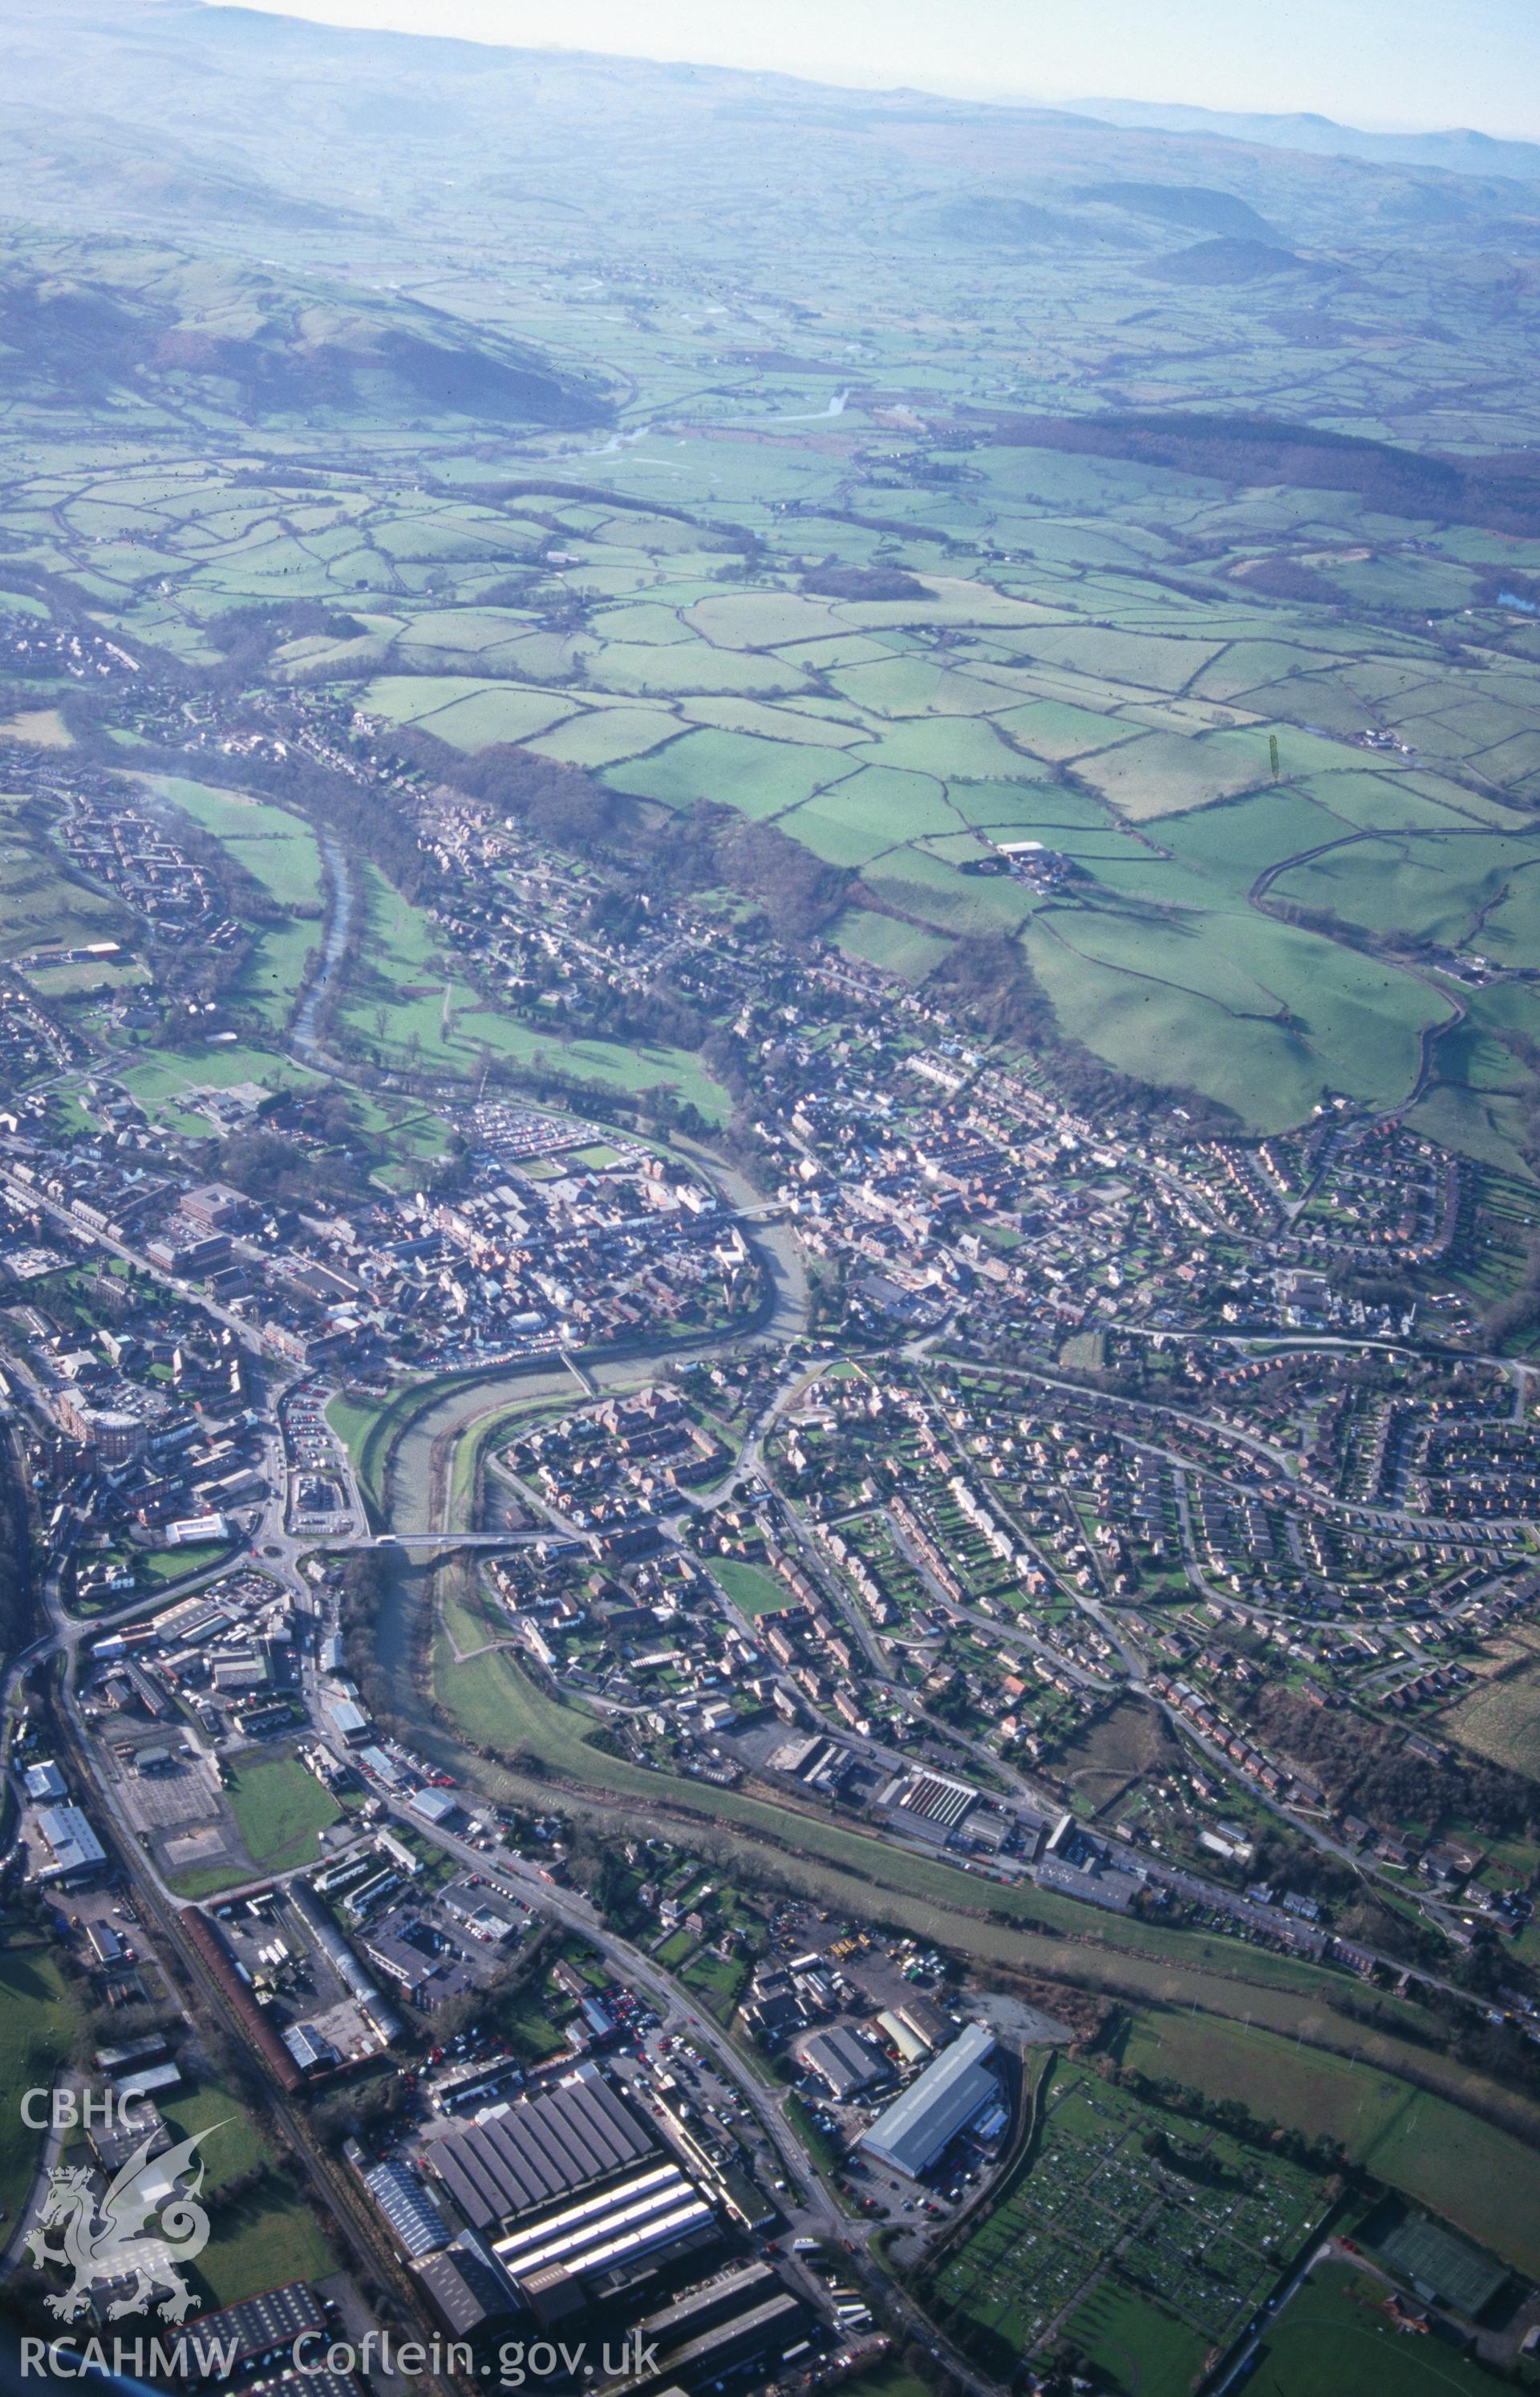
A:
[1116, 2010, 1540, 2277]
[6, 245, 1540, 1153]
[1027, 900, 1445, 1125]
[285, 487, 1540, 1134]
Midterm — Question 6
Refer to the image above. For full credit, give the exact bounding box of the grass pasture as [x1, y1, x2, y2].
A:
[190, 2168, 336, 2309]
[140, 774, 327, 1030]
[606, 725, 848, 818]
[1023, 894, 1440, 1126]
[1116, 2010, 1540, 2278]
[1076, 727, 1278, 820]
[0, 1933, 80, 2225]
[224, 1752, 343, 1874]
[710, 1558, 791, 1616]
[525, 706, 678, 766]
[0, 792, 124, 963]
[361, 676, 579, 749]
[832, 906, 953, 980]
[78, 2065, 341, 2309]
[592, 640, 808, 697]
[160, 2077, 269, 2190]
[337, 863, 727, 1117]
[147, 775, 322, 911]
[1442, 1657, 1540, 1778]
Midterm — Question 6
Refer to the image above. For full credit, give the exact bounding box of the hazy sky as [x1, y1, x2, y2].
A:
[208, 0, 1540, 138]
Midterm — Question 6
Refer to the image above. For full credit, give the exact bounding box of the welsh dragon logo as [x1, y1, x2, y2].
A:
[26, 2126, 221, 2323]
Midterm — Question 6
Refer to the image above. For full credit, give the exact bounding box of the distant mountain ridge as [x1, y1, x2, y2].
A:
[2, 0, 1538, 473]
[5, 0, 1539, 258]
[1058, 96, 1540, 183]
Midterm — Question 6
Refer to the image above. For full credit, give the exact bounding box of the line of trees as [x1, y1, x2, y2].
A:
[991, 408, 1540, 537]
[0, 1426, 37, 1661]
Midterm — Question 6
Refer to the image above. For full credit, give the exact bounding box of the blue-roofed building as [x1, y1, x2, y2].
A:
[363, 2157, 452, 2259]
[34, 1802, 106, 1883]
[857, 2019, 999, 2180]
[327, 1697, 371, 1743]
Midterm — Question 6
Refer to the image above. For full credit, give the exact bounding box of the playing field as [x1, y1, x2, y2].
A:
[224, 1753, 344, 1874]
[1251, 2261, 1510, 2397]
[710, 1558, 792, 1616]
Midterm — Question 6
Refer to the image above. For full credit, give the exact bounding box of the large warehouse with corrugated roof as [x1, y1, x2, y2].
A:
[427, 2062, 655, 2225]
[424, 2062, 720, 2310]
[857, 2019, 1000, 2179]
